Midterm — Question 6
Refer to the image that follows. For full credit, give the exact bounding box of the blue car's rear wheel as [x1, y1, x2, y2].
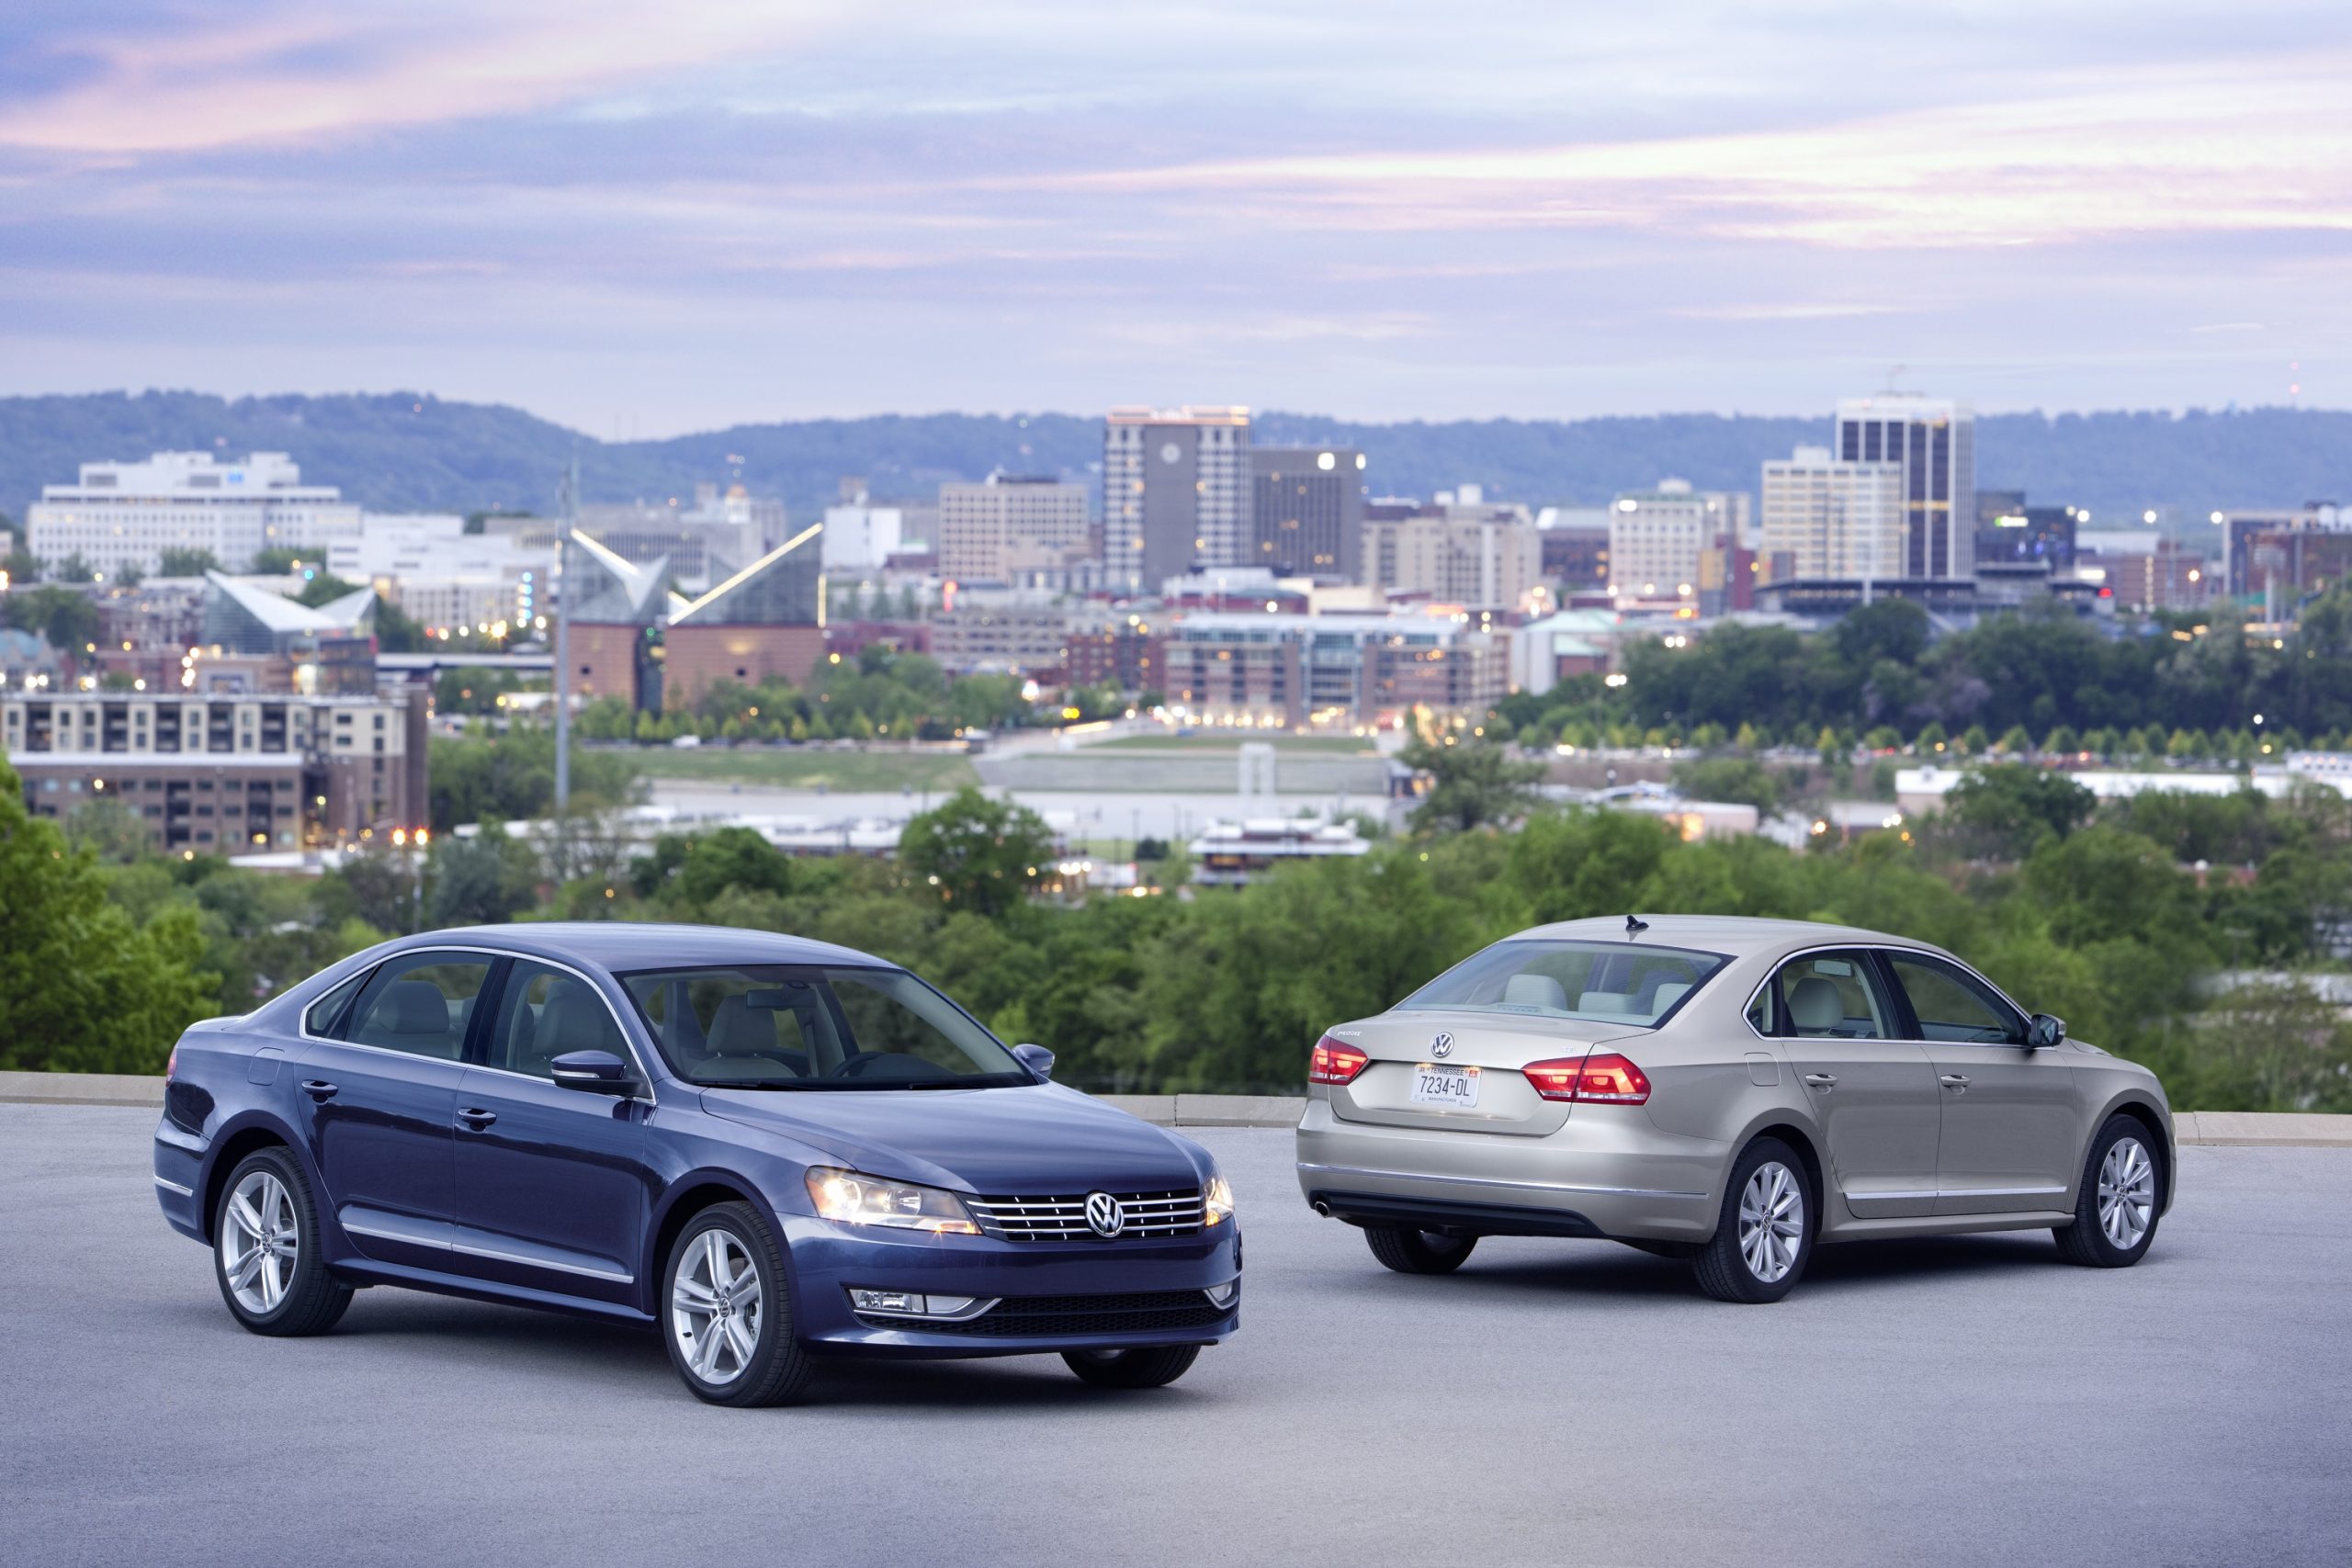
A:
[213, 1146, 351, 1337]
[662, 1201, 813, 1406]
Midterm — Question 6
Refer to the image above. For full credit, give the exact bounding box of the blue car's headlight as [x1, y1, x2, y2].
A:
[807, 1168, 980, 1235]
[1204, 1170, 1235, 1227]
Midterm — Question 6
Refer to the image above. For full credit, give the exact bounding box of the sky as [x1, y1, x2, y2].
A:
[0, 0, 2346, 436]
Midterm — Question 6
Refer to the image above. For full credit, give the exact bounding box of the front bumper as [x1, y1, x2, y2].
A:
[1295, 1096, 1725, 1242]
[782, 1215, 1242, 1358]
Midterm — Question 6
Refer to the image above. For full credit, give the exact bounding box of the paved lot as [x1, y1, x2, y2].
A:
[5, 1106, 2348, 1568]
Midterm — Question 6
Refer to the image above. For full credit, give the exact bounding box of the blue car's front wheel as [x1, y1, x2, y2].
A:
[662, 1201, 813, 1406]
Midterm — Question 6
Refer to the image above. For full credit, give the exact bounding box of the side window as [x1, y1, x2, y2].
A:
[488, 961, 628, 1078]
[305, 969, 372, 1038]
[344, 953, 491, 1061]
[1770, 951, 1894, 1039]
[1746, 985, 1772, 1035]
[1884, 953, 2025, 1044]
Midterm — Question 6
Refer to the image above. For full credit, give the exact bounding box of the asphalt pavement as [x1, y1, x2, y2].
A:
[5, 1105, 2348, 1568]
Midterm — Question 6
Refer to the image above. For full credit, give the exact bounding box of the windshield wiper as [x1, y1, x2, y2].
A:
[693, 1078, 809, 1090]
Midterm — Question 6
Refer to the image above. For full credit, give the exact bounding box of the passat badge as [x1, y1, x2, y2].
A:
[1430, 1032, 1453, 1058]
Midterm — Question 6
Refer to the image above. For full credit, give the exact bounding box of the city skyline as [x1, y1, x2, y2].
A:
[1, 2, 2346, 434]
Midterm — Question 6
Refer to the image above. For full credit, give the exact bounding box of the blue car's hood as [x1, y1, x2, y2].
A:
[695, 1081, 1206, 1194]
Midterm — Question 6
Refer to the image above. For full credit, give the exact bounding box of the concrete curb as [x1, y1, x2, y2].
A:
[6, 1073, 2347, 1145]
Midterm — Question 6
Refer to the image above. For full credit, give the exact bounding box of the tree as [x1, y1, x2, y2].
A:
[1672, 757, 1782, 814]
[899, 787, 1055, 916]
[1400, 737, 1544, 833]
[425, 823, 541, 927]
[1941, 765, 2096, 858]
[157, 547, 220, 578]
[1, 584, 100, 653]
[0, 761, 218, 1070]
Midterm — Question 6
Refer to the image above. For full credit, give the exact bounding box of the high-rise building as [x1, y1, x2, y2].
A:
[1362, 514, 1544, 609]
[1759, 446, 1905, 583]
[937, 475, 1091, 582]
[1834, 395, 1976, 581]
[1973, 491, 2078, 571]
[1102, 407, 1252, 592]
[28, 452, 362, 578]
[1250, 447, 1365, 582]
[1607, 480, 1748, 606]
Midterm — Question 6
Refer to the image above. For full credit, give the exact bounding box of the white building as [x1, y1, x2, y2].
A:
[575, 483, 786, 593]
[326, 513, 554, 636]
[1608, 479, 1748, 606]
[1103, 406, 1252, 592]
[1759, 446, 1906, 583]
[1364, 513, 1545, 610]
[938, 474, 1091, 582]
[1833, 394, 1976, 581]
[821, 500, 910, 572]
[28, 452, 361, 578]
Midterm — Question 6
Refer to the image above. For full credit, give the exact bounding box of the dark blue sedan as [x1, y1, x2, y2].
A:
[153, 923, 1239, 1404]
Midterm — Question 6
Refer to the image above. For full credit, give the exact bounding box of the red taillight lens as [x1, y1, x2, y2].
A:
[1308, 1035, 1370, 1086]
[1522, 1052, 1650, 1105]
[165, 1044, 178, 1083]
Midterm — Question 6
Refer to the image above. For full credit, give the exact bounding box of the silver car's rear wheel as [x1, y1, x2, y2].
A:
[1693, 1136, 1814, 1303]
[1738, 1162, 1805, 1284]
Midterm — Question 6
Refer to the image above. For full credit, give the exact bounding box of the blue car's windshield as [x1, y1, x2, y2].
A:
[618, 964, 1031, 1089]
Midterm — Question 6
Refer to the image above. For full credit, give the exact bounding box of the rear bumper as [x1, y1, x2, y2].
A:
[781, 1214, 1242, 1359]
[1295, 1096, 1724, 1242]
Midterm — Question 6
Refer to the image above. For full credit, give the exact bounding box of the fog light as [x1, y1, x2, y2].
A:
[1205, 1280, 1239, 1307]
[847, 1289, 998, 1321]
[851, 1289, 922, 1314]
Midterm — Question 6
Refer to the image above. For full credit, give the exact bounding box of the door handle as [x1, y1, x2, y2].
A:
[456, 1108, 498, 1130]
[1939, 1074, 1970, 1090]
[300, 1079, 338, 1101]
[1803, 1073, 1837, 1090]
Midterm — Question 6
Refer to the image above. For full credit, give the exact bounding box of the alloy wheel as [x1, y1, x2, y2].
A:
[671, 1229, 763, 1386]
[221, 1170, 299, 1314]
[2097, 1137, 2155, 1250]
[1738, 1161, 1805, 1284]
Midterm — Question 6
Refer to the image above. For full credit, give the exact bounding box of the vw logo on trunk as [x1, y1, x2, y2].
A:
[1430, 1032, 1453, 1058]
[1083, 1191, 1126, 1238]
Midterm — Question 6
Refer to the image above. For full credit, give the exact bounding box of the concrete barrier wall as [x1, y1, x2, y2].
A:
[7, 1072, 2347, 1145]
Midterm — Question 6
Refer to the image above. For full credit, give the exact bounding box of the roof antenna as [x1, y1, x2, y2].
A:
[1625, 915, 1649, 937]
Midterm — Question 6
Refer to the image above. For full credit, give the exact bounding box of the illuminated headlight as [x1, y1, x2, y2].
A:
[1203, 1171, 1236, 1227]
[807, 1168, 980, 1235]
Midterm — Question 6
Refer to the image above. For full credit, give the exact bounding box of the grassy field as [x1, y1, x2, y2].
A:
[625, 747, 980, 792]
[1083, 731, 1378, 754]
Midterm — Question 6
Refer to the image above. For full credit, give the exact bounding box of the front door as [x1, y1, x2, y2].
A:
[1762, 950, 1941, 1219]
[302, 951, 492, 1268]
[448, 961, 652, 1303]
[1879, 952, 2080, 1215]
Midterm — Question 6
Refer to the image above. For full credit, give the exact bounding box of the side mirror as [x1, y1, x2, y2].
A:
[2026, 1014, 2066, 1050]
[1012, 1043, 1056, 1079]
[550, 1049, 637, 1093]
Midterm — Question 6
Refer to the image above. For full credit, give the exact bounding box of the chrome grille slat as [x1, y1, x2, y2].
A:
[966, 1188, 1206, 1242]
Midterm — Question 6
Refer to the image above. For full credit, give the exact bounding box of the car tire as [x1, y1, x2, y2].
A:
[661, 1201, 813, 1407]
[2053, 1114, 2162, 1268]
[1691, 1137, 1814, 1303]
[1363, 1225, 1477, 1275]
[213, 1145, 353, 1337]
[1061, 1345, 1201, 1389]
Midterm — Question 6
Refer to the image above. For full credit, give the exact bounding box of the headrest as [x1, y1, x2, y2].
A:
[537, 980, 614, 1055]
[382, 980, 451, 1034]
[1579, 991, 1632, 1014]
[706, 995, 775, 1057]
[1650, 982, 1690, 1013]
[1788, 976, 1844, 1032]
[1502, 973, 1568, 1010]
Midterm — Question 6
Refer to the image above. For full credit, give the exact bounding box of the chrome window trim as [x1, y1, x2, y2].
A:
[1743, 942, 2030, 1045]
[1874, 947, 2033, 1043]
[1295, 1161, 1707, 1201]
[296, 942, 659, 1104]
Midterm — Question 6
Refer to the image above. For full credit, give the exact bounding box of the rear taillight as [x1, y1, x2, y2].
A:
[1308, 1035, 1370, 1086]
[165, 1044, 178, 1083]
[1522, 1052, 1651, 1105]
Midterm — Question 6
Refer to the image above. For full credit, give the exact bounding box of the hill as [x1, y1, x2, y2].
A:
[0, 390, 2342, 533]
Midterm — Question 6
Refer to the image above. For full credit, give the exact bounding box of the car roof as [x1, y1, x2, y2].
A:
[384, 922, 892, 975]
[1509, 914, 1940, 959]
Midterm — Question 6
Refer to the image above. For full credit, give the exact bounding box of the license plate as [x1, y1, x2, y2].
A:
[1410, 1064, 1480, 1109]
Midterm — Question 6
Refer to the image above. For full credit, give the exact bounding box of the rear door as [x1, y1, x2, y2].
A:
[1760, 950, 1940, 1219]
[300, 950, 491, 1268]
[1879, 951, 2079, 1215]
[447, 959, 652, 1302]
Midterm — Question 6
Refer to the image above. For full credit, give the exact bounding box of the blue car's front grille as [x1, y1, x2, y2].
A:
[965, 1190, 1205, 1241]
[857, 1289, 1230, 1337]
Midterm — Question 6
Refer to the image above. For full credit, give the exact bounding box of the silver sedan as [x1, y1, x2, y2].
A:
[1295, 915, 2173, 1302]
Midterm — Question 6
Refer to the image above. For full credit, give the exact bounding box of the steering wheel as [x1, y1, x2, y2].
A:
[828, 1051, 897, 1079]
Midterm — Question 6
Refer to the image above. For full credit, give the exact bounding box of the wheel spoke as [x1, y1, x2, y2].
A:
[694, 1322, 725, 1378]
[673, 1278, 718, 1313]
[227, 1245, 264, 1290]
[723, 1315, 756, 1368]
[229, 1193, 264, 1241]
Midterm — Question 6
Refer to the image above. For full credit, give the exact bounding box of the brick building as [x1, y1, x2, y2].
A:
[661, 524, 827, 708]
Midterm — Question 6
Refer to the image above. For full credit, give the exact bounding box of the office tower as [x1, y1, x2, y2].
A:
[1834, 395, 1975, 580]
[1250, 447, 1365, 582]
[937, 474, 1091, 582]
[1607, 480, 1748, 605]
[1759, 446, 1906, 582]
[28, 452, 361, 578]
[1102, 406, 1252, 592]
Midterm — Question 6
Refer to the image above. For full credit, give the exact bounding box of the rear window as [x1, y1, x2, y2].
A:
[1396, 940, 1727, 1027]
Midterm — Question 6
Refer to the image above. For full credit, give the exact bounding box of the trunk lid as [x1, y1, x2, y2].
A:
[1326, 1010, 1648, 1135]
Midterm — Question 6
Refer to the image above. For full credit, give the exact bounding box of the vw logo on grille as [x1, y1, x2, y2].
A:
[1083, 1191, 1126, 1238]
[1430, 1032, 1453, 1058]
